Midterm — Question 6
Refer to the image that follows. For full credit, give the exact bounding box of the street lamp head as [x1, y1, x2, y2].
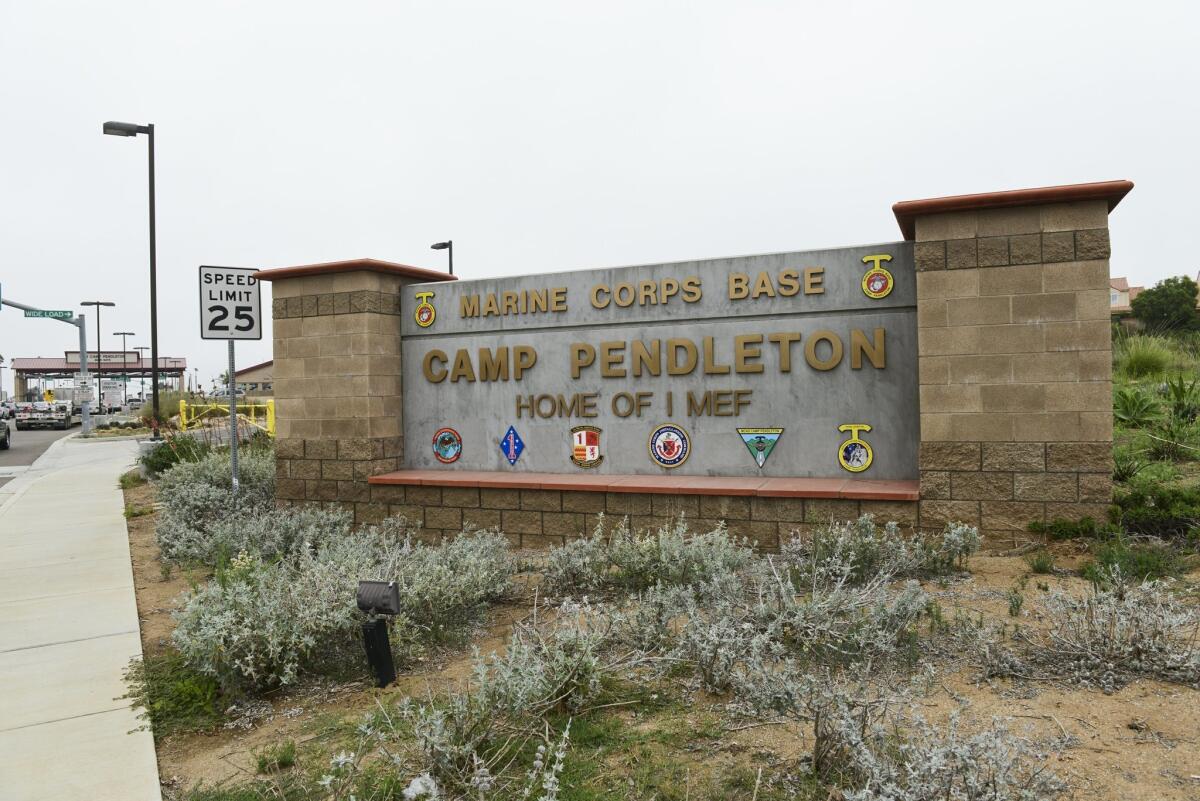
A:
[80, 301, 116, 308]
[102, 121, 148, 137]
[430, 241, 451, 250]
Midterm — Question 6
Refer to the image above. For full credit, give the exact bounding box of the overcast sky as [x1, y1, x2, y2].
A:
[1, 1, 1196, 398]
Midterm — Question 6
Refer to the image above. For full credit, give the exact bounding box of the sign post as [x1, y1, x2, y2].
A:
[199, 266, 263, 494]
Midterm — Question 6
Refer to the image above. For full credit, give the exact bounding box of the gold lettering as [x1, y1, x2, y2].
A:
[728, 272, 749, 300]
[805, 330, 843, 370]
[516, 395, 534, 418]
[661, 277, 679, 303]
[570, 344, 596, 378]
[681, 276, 702, 302]
[767, 332, 801, 372]
[549, 287, 567, 312]
[734, 334, 764, 373]
[713, 390, 735, 416]
[777, 269, 800, 297]
[803, 267, 824, 295]
[477, 348, 509, 381]
[686, 390, 711, 416]
[850, 327, 886, 369]
[631, 339, 661, 376]
[612, 392, 635, 418]
[482, 293, 500, 316]
[513, 346, 537, 379]
[752, 271, 776, 298]
[590, 284, 610, 309]
[600, 341, 626, 377]
[459, 295, 479, 317]
[580, 392, 599, 417]
[530, 288, 548, 313]
[734, 389, 752, 414]
[667, 338, 698, 375]
[703, 336, 731, 374]
[535, 395, 557, 418]
[423, 349, 448, 382]
[450, 349, 476, 382]
[614, 282, 635, 307]
[638, 280, 657, 306]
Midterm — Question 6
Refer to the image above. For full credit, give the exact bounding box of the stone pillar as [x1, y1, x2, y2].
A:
[896, 180, 1133, 541]
[253, 259, 455, 523]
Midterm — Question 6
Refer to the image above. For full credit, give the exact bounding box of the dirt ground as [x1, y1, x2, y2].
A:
[123, 481, 1200, 800]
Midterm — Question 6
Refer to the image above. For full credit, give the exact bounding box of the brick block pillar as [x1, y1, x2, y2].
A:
[895, 180, 1133, 541]
[253, 258, 455, 523]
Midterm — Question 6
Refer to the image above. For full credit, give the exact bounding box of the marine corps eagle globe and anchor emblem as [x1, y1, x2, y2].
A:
[860, 254, 894, 300]
[414, 291, 436, 328]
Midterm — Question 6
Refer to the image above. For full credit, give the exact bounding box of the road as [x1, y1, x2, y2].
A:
[0, 427, 76, 487]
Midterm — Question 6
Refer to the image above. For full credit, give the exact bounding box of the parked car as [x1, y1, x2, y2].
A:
[0, 415, 10, 449]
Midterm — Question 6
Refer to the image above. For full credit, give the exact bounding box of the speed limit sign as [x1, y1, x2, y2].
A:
[199, 266, 262, 340]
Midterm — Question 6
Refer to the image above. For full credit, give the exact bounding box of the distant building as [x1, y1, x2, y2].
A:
[1109, 276, 1144, 315]
[234, 360, 273, 399]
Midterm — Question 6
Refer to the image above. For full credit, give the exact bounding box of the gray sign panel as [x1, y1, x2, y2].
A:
[401, 243, 917, 479]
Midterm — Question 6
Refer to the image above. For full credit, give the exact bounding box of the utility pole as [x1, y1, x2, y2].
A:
[1, 297, 93, 434]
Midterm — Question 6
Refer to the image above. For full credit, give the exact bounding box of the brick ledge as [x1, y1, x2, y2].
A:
[367, 470, 918, 501]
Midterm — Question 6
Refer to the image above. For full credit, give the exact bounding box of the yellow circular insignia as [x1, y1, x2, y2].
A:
[837, 423, 874, 473]
[860, 254, 894, 300]
[861, 267, 894, 299]
[414, 291, 436, 328]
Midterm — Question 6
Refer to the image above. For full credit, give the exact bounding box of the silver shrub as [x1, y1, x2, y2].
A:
[841, 711, 1065, 800]
[1012, 567, 1200, 692]
[154, 450, 277, 564]
[781, 515, 979, 585]
[736, 669, 1063, 799]
[172, 530, 515, 691]
[543, 514, 754, 595]
[162, 506, 353, 565]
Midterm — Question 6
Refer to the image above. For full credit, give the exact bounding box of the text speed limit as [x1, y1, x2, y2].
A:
[199, 266, 263, 340]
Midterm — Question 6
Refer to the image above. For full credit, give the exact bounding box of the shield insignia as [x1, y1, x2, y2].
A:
[570, 425, 603, 468]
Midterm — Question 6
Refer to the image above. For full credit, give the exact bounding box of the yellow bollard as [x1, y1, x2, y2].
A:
[179, 399, 189, 430]
[266, 399, 276, 437]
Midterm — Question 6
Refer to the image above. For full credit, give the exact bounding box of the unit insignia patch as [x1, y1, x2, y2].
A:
[499, 425, 525, 466]
[414, 290, 436, 327]
[570, 425, 603, 468]
[860, 254, 894, 299]
[837, 423, 873, 472]
[737, 427, 784, 468]
[432, 426, 462, 463]
[648, 424, 691, 469]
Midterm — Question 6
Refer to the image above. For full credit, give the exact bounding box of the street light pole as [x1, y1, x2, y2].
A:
[134, 346, 149, 403]
[80, 301, 114, 412]
[431, 240, 453, 275]
[114, 331, 135, 407]
[104, 120, 160, 437]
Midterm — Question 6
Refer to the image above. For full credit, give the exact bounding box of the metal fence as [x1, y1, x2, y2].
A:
[179, 399, 275, 437]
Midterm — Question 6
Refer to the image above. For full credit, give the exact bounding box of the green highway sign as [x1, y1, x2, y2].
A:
[24, 309, 73, 319]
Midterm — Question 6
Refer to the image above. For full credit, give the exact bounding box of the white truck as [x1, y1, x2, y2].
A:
[14, 401, 79, 430]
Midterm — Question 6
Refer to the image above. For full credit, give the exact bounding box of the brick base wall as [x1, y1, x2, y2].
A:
[294, 484, 919, 552]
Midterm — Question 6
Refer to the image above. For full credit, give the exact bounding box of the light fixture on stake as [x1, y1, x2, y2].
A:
[430, 240, 453, 275]
[103, 120, 161, 437]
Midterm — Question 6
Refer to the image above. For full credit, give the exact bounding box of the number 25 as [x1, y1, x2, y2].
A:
[208, 305, 255, 332]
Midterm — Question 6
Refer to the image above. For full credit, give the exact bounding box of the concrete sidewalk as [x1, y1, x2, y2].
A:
[0, 437, 161, 801]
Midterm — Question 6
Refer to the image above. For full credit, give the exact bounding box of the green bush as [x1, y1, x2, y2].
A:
[1112, 445, 1147, 483]
[122, 649, 222, 739]
[1080, 535, 1185, 584]
[1113, 387, 1160, 427]
[1028, 516, 1115, 541]
[139, 433, 215, 478]
[1115, 481, 1200, 539]
[1026, 551, 1054, 574]
[1131, 275, 1200, 331]
[1163, 374, 1200, 422]
[138, 390, 189, 426]
[1115, 335, 1174, 379]
[1145, 416, 1195, 462]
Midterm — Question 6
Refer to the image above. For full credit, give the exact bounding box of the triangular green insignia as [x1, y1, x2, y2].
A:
[737, 427, 783, 468]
